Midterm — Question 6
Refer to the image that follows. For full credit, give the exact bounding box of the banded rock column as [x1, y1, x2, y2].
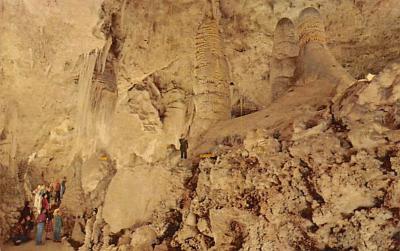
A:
[296, 7, 354, 91]
[269, 18, 299, 101]
[191, 17, 230, 138]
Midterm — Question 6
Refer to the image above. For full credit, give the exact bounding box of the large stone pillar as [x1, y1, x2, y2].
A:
[296, 7, 354, 90]
[269, 18, 299, 101]
[190, 17, 230, 138]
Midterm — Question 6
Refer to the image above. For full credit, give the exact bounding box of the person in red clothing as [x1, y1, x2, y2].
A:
[42, 193, 49, 212]
[45, 206, 55, 240]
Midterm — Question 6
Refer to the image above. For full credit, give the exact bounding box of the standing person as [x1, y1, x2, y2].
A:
[60, 177, 67, 200]
[33, 186, 43, 215]
[53, 208, 63, 242]
[179, 136, 189, 159]
[35, 208, 46, 245]
[45, 206, 54, 240]
[46, 185, 52, 205]
[42, 193, 49, 212]
[54, 179, 61, 205]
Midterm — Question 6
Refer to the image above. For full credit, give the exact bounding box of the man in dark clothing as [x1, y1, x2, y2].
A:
[45, 185, 52, 205]
[60, 177, 67, 200]
[179, 137, 188, 159]
[19, 201, 32, 223]
[54, 180, 61, 205]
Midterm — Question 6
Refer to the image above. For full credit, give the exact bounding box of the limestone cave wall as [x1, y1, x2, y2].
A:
[1, 0, 400, 250]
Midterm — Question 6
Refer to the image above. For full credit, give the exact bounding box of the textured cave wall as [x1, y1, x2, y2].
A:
[0, 0, 107, 243]
[1, 0, 400, 249]
[2, 0, 400, 167]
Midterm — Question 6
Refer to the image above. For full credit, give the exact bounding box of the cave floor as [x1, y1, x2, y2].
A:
[2, 241, 73, 251]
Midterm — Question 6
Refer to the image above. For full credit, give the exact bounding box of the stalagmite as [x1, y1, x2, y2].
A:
[162, 88, 187, 146]
[102, 224, 112, 250]
[2, 1, 400, 250]
[296, 7, 354, 91]
[91, 207, 104, 246]
[79, 217, 95, 251]
[269, 18, 299, 101]
[71, 216, 86, 243]
[191, 17, 230, 138]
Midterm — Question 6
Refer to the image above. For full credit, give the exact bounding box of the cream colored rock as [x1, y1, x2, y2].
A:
[130, 226, 157, 251]
[197, 218, 212, 237]
[209, 208, 259, 250]
[79, 217, 94, 251]
[102, 165, 183, 232]
[81, 153, 114, 194]
[71, 217, 86, 243]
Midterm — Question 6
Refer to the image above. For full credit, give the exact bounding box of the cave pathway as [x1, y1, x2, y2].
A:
[2, 241, 73, 251]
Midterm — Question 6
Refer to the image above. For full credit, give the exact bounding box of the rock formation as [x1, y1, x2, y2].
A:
[191, 16, 231, 138]
[76, 49, 118, 158]
[269, 18, 298, 101]
[296, 7, 354, 93]
[1, 1, 400, 251]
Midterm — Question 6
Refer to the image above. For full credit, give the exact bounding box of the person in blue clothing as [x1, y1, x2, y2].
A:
[35, 208, 46, 245]
[53, 208, 63, 242]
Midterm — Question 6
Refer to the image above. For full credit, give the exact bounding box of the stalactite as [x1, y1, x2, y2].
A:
[76, 49, 118, 157]
[76, 51, 97, 154]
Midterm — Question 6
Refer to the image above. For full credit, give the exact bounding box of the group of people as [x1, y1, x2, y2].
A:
[9, 136, 188, 247]
[11, 177, 67, 246]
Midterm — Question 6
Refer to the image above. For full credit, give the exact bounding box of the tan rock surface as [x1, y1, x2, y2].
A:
[1, 1, 400, 251]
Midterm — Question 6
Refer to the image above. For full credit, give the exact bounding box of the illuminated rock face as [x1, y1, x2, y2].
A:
[269, 18, 299, 101]
[191, 17, 231, 138]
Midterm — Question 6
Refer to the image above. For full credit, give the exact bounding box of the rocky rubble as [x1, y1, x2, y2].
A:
[63, 62, 400, 250]
[169, 62, 400, 250]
